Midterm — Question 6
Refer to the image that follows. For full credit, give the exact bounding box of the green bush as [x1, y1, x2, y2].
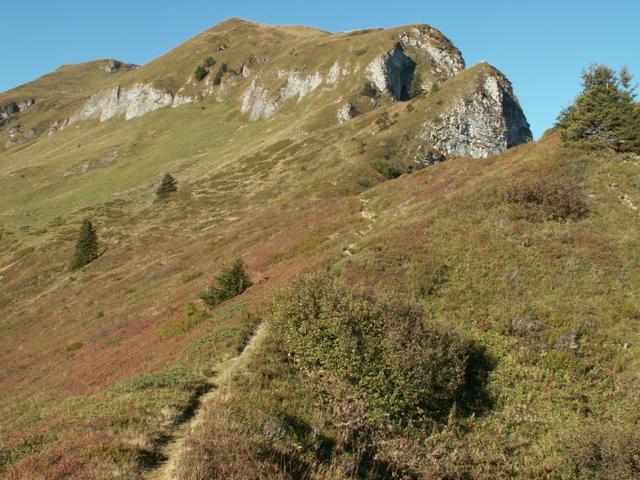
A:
[500, 178, 589, 222]
[271, 274, 490, 423]
[213, 63, 228, 86]
[69, 219, 99, 271]
[194, 65, 208, 81]
[199, 259, 252, 308]
[410, 260, 450, 299]
[375, 111, 392, 130]
[371, 159, 403, 179]
[361, 81, 378, 98]
[203, 56, 216, 68]
[557, 64, 640, 153]
[356, 177, 373, 189]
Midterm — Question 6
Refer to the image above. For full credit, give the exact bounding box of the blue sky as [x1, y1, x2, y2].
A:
[1, 0, 638, 138]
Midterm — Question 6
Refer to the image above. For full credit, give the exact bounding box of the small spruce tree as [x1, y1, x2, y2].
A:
[69, 219, 99, 271]
[156, 173, 177, 201]
[556, 64, 640, 153]
[199, 259, 252, 308]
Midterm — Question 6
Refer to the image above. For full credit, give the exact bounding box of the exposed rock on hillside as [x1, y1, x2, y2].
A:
[337, 102, 359, 123]
[366, 44, 416, 100]
[420, 68, 532, 158]
[241, 70, 325, 121]
[0, 98, 35, 127]
[69, 84, 173, 123]
[398, 25, 465, 77]
[103, 59, 139, 73]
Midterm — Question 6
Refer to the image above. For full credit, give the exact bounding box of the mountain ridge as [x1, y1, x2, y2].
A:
[2, 18, 636, 480]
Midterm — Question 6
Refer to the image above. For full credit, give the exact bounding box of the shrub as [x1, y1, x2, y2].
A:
[194, 65, 208, 81]
[199, 259, 252, 308]
[356, 177, 373, 189]
[69, 219, 99, 271]
[371, 159, 403, 179]
[500, 178, 589, 222]
[203, 56, 216, 68]
[361, 81, 378, 98]
[271, 274, 490, 423]
[557, 64, 640, 153]
[559, 423, 640, 479]
[155, 173, 177, 200]
[375, 111, 392, 130]
[410, 260, 450, 299]
[213, 63, 228, 86]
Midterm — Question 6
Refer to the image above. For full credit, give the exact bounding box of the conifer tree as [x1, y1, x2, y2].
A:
[556, 64, 640, 153]
[156, 173, 177, 201]
[199, 259, 252, 308]
[69, 219, 99, 271]
[194, 65, 208, 81]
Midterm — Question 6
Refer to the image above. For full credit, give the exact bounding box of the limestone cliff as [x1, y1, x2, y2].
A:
[419, 66, 532, 159]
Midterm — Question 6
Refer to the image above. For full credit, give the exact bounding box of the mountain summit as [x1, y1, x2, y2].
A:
[1, 19, 531, 162]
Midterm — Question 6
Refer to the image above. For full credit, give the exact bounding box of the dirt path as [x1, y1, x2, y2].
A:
[344, 197, 377, 257]
[143, 322, 267, 480]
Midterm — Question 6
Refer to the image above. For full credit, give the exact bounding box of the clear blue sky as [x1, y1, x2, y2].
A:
[1, 0, 638, 138]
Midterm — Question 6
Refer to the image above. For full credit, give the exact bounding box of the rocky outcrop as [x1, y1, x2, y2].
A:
[327, 61, 352, 85]
[241, 79, 278, 121]
[337, 103, 359, 123]
[2, 124, 37, 149]
[69, 83, 173, 124]
[0, 98, 35, 127]
[366, 44, 416, 100]
[103, 59, 139, 73]
[241, 70, 324, 120]
[398, 25, 465, 77]
[420, 69, 532, 158]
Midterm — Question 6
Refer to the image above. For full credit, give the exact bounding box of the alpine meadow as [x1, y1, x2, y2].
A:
[1, 15, 639, 480]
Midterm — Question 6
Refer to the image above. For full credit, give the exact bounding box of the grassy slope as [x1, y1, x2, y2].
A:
[174, 136, 640, 479]
[1, 19, 638, 480]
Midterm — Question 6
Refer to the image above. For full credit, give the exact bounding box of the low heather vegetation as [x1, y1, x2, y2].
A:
[500, 177, 589, 222]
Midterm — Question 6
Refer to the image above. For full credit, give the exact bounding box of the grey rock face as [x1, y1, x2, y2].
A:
[398, 25, 465, 77]
[337, 103, 359, 123]
[366, 44, 416, 100]
[241, 70, 324, 121]
[69, 83, 173, 124]
[103, 59, 139, 73]
[0, 98, 35, 127]
[421, 71, 532, 158]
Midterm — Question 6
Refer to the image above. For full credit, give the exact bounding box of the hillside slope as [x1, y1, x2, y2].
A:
[1, 18, 638, 480]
